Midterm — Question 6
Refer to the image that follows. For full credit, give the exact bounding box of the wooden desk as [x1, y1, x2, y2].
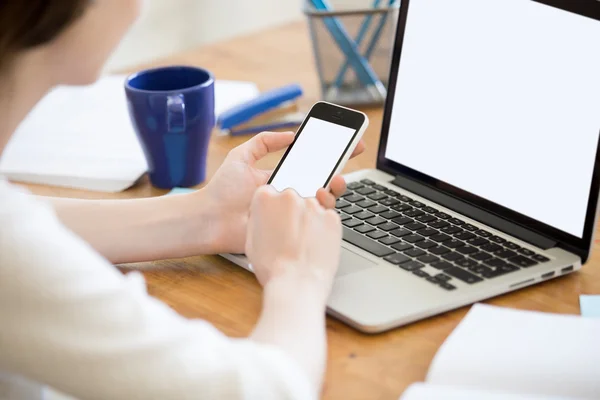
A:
[25, 22, 600, 400]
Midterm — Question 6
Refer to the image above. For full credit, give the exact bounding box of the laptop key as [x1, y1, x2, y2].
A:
[391, 228, 412, 237]
[504, 242, 521, 250]
[415, 214, 436, 223]
[366, 216, 387, 226]
[408, 200, 425, 208]
[340, 213, 352, 222]
[518, 248, 535, 256]
[508, 255, 537, 268]
[444, 267, 483, 284]
[494, 249, 517, 259]
[380, 198, 400, 207]
[455, 232, 476, 241]
[489, 235, 507, 244]
[435, 212, 451, 219]
[373, 184, 388, 191]
[357, 199, 377, 208]
[442, 252, 464, 262]
[483, 258, 508, 268]
[399, 261, 425, 271]
[429, 220, 450, 229]
[405, 248, 426, 258]
[354, 211, 375, 220]
[392, 216, 413, 225]
[439, 282, 457, 291]
[356, 187, 376, 195]
[336, 200, 351, 209]
[392, 204, 412, 212]
[379, 236, 401, 245]
[431, 233, 452, 243]
[380, 210, 401, 219]
[404, 234, 425, 243]
[355, 224, 376, 234]
[418, 255, 440, 264]
[367, 230, 388, 240]
[475, 229, 492, 238]
[481, 243, 502, 253]
[413, 270, 429, 278]
[422, 206, 438, 214]
[368, 205, 388, 214]
[360, 179, 375, 186]
[368, 193, 388, 201]
[343, 219, 363, 228]
[416, 228, 438, 237]
[467, 237, 488, 246]
[343, 227, 395, 257]
[392, 242, 413, 252]
[344, 195, 364, 203]
[463, 224, 478, 232]
[448, 218, 464, 225]
[434, 274, 452, 282]
[456, 245, 478, 255]
[383, 253, 411, 265]
[429, 246, 451, 255]
[405, 209, 425, 218]
[431, 261, 453, 270]
[398, 195, 413, 202]
[347, 182, 364, 190]
[405, 222, 426, 231]
[483, 264, 519, 278]
[378, 222, 398, 232]
[445, 240, 465, 249]
[440, 226, 461, 235]
[426, 276, 440, 284]
[471, 252, 493, 261]
[384, 189, 400, 197]
[416, 240, 437, 249]
[532, 254, 550, 262]
[456, 258, 479, 268]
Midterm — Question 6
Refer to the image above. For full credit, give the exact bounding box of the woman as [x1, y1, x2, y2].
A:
[0, 1, 365, 399]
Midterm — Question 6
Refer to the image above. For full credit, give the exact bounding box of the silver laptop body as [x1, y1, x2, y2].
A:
[223, 0, 600, 333]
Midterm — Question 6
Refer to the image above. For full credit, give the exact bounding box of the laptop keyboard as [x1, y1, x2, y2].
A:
[338, 179, 551, 291]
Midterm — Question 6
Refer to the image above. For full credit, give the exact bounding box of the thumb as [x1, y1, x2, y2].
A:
[230, 131, 295, 165]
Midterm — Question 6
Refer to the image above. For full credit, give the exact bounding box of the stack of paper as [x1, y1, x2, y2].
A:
[401, 304, 600, 400]
[0, 75, 259, 192]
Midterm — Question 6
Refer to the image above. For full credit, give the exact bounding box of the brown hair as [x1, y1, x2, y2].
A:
[0, 1, 89, 70]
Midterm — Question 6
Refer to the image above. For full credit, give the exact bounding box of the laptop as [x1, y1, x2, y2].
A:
[223, 0, 600, 333]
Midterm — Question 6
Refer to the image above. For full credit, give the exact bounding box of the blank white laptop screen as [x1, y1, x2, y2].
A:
[385, 0, 600, 238]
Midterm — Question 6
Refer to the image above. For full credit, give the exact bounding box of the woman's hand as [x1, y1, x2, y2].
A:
[246, 186, 342, 300]
[203, 131, 364, 254]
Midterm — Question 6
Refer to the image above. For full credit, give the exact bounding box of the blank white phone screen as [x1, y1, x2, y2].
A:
[270, 117, 356, 198]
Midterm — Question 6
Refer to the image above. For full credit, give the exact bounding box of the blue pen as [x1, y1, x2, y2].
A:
[332, 0, 382, 89]
[311, 0, 386, 101]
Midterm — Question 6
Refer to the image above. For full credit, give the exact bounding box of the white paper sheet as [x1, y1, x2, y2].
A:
[0, 75, 258, 192]
[401, 383, 575, 400]
[425, 304, 600, 400]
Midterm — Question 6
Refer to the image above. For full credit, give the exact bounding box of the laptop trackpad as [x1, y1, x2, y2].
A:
[337, 248, 376, 277]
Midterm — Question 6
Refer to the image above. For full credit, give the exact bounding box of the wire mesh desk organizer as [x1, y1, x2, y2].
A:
[304, 0, 400, 107]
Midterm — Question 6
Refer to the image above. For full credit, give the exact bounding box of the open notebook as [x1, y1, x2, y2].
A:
[0, 75, 259, 192]
[401, 304, 600, 400]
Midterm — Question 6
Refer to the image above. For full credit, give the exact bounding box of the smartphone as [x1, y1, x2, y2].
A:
[268, 101, 369, 198]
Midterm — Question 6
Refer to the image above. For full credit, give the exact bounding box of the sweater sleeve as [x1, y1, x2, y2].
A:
[0, 183, 315, 400]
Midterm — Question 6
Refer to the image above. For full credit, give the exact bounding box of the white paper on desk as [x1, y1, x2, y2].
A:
[425, 304, 600, 400]
[401, 383, 576, 400]
[0, 75, 259, 192]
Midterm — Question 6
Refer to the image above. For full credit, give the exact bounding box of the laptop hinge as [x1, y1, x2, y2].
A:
[391, 175, 557, 250]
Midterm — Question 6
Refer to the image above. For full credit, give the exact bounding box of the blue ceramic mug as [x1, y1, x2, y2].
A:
[125, 66, 215, 188]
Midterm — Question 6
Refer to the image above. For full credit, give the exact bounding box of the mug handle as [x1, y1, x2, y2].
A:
[167, 94, 186, 133]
